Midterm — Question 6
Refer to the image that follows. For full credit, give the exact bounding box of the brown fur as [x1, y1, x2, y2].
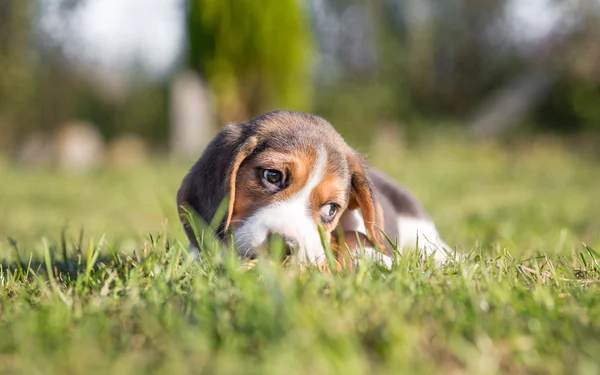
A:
[329, 231, 375, 272]
[346, 152, 388, 254]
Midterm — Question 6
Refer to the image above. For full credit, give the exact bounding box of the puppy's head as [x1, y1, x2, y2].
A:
[177, 110, 385, 264]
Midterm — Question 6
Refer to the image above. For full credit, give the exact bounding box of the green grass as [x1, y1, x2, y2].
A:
[1, 136, 600, 374]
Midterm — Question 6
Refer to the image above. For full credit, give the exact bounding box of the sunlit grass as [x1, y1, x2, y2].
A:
[1, 135, 599, 374]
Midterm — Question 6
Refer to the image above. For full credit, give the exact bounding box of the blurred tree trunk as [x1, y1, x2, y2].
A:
[470, 70, 555, 141]
[469, 15, 589, 140]
[0, 0, 37, 150]
[187, 0, 313, 124]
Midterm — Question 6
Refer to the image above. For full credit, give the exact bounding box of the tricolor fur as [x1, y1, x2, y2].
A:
[177, 110, 452, 267]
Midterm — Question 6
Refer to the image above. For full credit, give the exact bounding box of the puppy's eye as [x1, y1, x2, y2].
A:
[319, 203, 338, 223]
[262, 169, 284, 187]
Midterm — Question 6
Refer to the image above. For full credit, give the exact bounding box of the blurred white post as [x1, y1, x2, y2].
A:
[55, 120, 105, 171]
[169, 70, 215, 158]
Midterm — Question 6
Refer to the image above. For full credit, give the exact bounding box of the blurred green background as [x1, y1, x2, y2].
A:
[1, 0, 600, 151]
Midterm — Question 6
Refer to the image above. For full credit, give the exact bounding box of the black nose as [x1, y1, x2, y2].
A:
[283, 236, 299, 253]
[267, 233, 298, 257]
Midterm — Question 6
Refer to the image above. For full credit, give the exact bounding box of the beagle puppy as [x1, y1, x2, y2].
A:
[177, 110, 451, 268]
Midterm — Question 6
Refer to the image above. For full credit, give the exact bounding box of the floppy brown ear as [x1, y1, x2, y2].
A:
[346, 151, 388, 255]
[177, 123, 257, 249]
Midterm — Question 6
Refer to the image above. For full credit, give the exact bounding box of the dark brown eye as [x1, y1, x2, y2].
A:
[262, 169, 284, 187]
[320, 203, 338, 223]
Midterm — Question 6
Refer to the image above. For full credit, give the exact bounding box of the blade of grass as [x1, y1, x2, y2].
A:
[43, 238, 72, 307]
[8, 237, 24, 279]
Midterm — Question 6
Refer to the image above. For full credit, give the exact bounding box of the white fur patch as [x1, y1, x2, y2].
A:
[397, 216, 450, 264]
[339, 209, 452, 266]
[232, 146, 328, 264]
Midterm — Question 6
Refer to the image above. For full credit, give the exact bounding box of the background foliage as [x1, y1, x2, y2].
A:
[1, 0, 600, 152]
[187, 0, 313, 122]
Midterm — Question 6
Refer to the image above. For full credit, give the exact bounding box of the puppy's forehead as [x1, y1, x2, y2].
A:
[249, 110, 350, 175]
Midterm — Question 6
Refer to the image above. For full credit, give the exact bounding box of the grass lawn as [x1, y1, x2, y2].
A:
[1, 135, 599, 374]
